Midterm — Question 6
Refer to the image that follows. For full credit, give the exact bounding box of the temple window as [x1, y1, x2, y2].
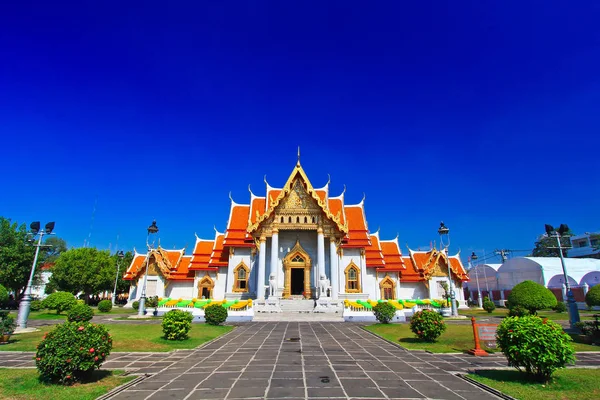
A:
[281, 216, 284, 223]
[380, 275, 396, 300]
[345, 262, 361, 293]
[289, 216, 292, 223]
[233, 262, 250, 292]
[297, 216, 300, 223]
[198, 274, 214, 299]
[304, 216, 308, 223]
[291, 254, 304, 263]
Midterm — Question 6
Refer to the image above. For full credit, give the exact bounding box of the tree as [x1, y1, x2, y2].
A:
[39, 236, 68, 265]
[531, 229, 573, 257]
[0, 217, 37, 298]
[48, 247, 114, 302]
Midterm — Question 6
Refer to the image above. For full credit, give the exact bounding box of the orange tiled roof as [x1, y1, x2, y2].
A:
[250, 198, 265, 224]
[401, 256, 423, 282]
[408, 248, 469, 282]
[123, 248, 193, 281]
[365, 234, 385, 268]
[190, 238, 216, 270]
[209, 234, 228, 267]
[224, 204, 253, 247]
[123, 253, 147, 280]
[328, 198, 345, 225]
[314, 190, 327, 203]
[380, 240, 405, 271]
[342, 205, 370, 247]
[169, 256, 194, 281]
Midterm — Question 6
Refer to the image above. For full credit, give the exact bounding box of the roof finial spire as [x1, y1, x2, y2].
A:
[297, 146, 301, 166]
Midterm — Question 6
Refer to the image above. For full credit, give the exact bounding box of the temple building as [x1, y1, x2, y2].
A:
[124, 159, 469, 307]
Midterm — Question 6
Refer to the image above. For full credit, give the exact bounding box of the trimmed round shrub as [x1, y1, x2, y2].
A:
[508, 305, 530, 317]
[585, 284, 600, 308]
[373, 302, 396, 324]
[42, 291, 77, 314]
[553, 302, 567, 313]
[496, 315, 575, 382]
[507, 280, 557, 315]
[132, 300, 139, 311]
[483, 296, 496, 313]
[205, 304, 228, 326]
[30, 299, 43, 312]
[0, 284, 8, 306]
[409, 309, 447, 342]
[67, 303, 94, 322]
[36, 321, 113, 385]
[162, 309, 193, 340]
[97, 299, 112, 313]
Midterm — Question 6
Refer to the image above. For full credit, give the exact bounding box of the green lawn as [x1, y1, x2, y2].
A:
[459, 307, 597, 321]
[89, 306, 138, 315]
[365, 323, 598, 353]
[2, 323, 233, 352]
[468, 369, 600, 400]
[0, 369, 134, 400]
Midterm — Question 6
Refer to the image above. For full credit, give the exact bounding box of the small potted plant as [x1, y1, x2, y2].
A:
[0, 313, 16, 344]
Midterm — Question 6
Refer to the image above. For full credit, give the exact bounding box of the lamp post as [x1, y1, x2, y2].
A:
[15, 222, 55, 331]
[112, 250, 125, 306]
[139, 220, 159, 317]
[471, 252, 483, 308]
[545, 224, 580, 329]
[438, 221, 458, 317]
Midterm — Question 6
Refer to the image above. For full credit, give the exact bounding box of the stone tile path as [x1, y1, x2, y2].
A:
[2, 322, 600, 399]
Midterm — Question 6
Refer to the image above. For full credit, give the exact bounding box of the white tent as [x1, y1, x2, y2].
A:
[466, 264, 502, 291]
[496, 257, 600, 289]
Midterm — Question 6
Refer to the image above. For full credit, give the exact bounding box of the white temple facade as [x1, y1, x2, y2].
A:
[124, 159, 469, 307]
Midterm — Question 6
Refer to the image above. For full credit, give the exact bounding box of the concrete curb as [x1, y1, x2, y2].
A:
[96, 374, 149, 400]
[458, 373, 517, 400]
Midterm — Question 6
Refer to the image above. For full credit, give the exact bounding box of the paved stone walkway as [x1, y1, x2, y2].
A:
[2, 322, 600, 399]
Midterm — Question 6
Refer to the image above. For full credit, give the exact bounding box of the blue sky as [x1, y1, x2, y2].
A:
[1, 2, 599, 263]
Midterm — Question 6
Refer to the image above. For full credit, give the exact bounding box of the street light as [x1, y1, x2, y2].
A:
[112, 250, 125, 306]
[15, 221, 55, 331]
[470, 252, 483, 308]
[545, 223, 580, 329]
[139, 220, 159, 317]
[438, 221, 458, 317]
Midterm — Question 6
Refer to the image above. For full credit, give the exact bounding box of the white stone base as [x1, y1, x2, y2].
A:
[156, 306, 254, 322]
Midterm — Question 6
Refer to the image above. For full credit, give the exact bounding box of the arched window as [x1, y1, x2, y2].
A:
[233, 262, 250, 292]
[345, 262, 361, 293]
[380, 275, 396, 300]
[281, 216, 284, 223]
[304, 216, 308, 223]
[198, 274, 214, 299]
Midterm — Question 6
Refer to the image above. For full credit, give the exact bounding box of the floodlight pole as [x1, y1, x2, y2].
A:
[472, 253, 483, 308]
[112, 251, 125, 306]
[139, 221, 158, 317]
[438, 222, 458, 317]
[553, 232, 581, 329]
[16, 223, 54, 331]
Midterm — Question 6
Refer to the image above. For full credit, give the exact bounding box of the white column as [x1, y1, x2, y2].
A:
[317, 227, 325, 296]
[329, 238, 338, 300]
[270, 228, 279, 296]
[257, 236, 267, 300]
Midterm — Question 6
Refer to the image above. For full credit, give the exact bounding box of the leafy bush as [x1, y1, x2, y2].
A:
[508, 305, 530, 317]
[35, 321, 113, 385]
[585, 285, 600, 308]
[483, 296, 496, 313]
[0, 313, 16, 335]
[97, 300, 112, 313]
[145, 296, 158, 308]
[42, 291, 77, 314]
[507, 280, 557, 315]
[205, 304, 228, 326]
[409, 309, 447, 342]
[0, 284, 8, 306]
[553, 302, 567, 313]
[162, 309, 193, 340]
[373, 302, 396, 324]
[67, 304, 94, 322]
[132, 300, 139, 311]
[576, 315, 600, 344]
[30, 300, 43, 312]
[496, 315, 575, 382]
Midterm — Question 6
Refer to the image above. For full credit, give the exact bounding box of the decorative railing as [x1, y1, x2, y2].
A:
[157, 298, 253, 311]
[343, 299, 444, 311]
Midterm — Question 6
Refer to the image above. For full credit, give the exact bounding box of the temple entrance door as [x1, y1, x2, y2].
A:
[282, 240, 312, 299]
[291, 268, 304, 295]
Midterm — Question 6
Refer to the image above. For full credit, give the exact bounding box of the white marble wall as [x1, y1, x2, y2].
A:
[166, 281, 194, 299]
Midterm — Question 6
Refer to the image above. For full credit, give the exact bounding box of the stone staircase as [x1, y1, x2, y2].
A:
[253, 298, 344, 321]
[279, 299, 316, 313]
